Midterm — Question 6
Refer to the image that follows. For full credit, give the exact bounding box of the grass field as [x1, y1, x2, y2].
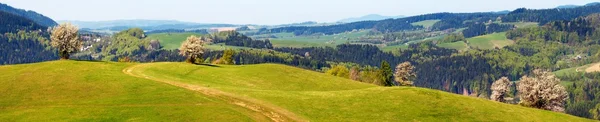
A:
[411, 20, 441, 28]
[507, 22, 540, 28]
[0, 61, 592, 121]
[438, 41, 468, 51]
[146, 32, 206, 50]
[269, 39, 334, 48]
[260, 30, 373, 48]
[380, 44, 408, 52]
[467, 32, 514, 50]
[147, 33, 252, 51]
[130, 62, 591, 121]
[0, 61, 265, 121]
[553, 64, 594, 86]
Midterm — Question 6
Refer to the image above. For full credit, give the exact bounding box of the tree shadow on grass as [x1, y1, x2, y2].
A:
[69, 59, 105, 62]
[196, 63, 221, 67]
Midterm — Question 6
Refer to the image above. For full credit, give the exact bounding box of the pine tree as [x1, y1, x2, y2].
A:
[379, 61, 394, 86]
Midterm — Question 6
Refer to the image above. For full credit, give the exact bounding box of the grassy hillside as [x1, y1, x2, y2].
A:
[553, 63, 594, 86]
[411, 20, 441, 28]
[438, 41, 468, 51]
[129, 62, 592, 121]
[261, 30, 372, 48]
[0, 61, 591, 121]
[467, 32, 514, 49]
[508, 22, 540, 28]
[146, 32, 251, 51]
[0, 61, 270, 121]
[381, 44, 409, 52]
[146, 32, 206, 50]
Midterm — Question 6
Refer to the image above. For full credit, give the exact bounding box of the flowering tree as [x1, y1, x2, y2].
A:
[490, 77, 511, 102]
[50, 23, 81, 59]
[517, 69, 568, 112]
[394, 62, 416, 86]
[179, 35, 210, 64]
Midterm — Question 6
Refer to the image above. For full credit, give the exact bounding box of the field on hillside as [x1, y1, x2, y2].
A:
[147, 32, 251, 51]
[467, 32, 514, 50]
[411, 20, 441, 28]
[146, 32, 206, 50]
[258, 30, 373, 48]
[508, 22, 540, 28]
[438, 41, 468, 51]
[0, 61, 269, 121]
[553, 64, 594, 86]
[380, 44, 408, 52]
[0, 61, 591, 121]
[269, 39, 333, 48]
[128, 62, 592, 121]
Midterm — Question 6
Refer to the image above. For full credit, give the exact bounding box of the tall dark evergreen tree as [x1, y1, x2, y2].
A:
[380, 61, 394, 86]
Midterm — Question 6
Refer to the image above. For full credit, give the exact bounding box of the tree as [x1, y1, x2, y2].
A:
[394, 62, 416, 86]
[490, 77, 511, 102]
[50, 23, 81, 59]
[349, 66, 360, 81]
[219, 49, 235, 65]
[379, 61, 394, 86]
[590, 103, 600, 120]
[179, 35, 210, 64]
[517, 69, 569, 112]
[326, 65, 350, 78]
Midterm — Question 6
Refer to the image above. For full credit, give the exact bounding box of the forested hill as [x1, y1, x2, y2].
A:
[261, 12, 502, 35]
[503, 3, 600, 24]
[0, 5, 56, 65]
[0, 11, 47, 34]
[262, 4, 600, 36]
[0, 3, 57, 27]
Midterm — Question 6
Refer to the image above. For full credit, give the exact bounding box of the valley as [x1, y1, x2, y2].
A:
[0, 61, 592, 121]
[2, 0, 600, 121]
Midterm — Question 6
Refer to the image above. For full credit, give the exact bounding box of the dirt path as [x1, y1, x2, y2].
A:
[122, 64, 307, 122]
[586, 63, 600, 73]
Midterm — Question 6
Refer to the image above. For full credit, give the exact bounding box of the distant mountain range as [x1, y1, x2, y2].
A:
[337, 14, 404, 23]
[58, 20, 229, 29]
[556, 2, 600, 9]
[0, 3, 57, 27]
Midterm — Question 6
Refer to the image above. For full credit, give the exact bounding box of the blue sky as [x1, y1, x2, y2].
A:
[0, 0, 597, 25]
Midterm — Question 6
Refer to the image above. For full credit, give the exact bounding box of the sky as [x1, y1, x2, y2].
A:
[0, 0, 598, 25]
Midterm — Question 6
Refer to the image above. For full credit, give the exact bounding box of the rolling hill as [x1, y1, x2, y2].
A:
[337, 14, 404, 23]
[0, 3, 56, 27]
[0, 11, 46, 34]
[146, 32, 207, 50]
[0, 60, 592, 121]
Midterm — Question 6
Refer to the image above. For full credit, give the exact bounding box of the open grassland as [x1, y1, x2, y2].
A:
[269, 39, 334, 48]
[508, 22, 540, 28]
[467, 32, 514, 50]
[147, 32, 250, 51]
[146, 32, 206, 50]
[381, 44, 408, 52]
[553, 64, 593, 86]
[262, 30, 373, 48]
[0, 61, 270, 121]
[0, 61, 591, 121]
[129, 62, 592, 122]
[411, 20, 441, 28]
[438, 41, 468, 51]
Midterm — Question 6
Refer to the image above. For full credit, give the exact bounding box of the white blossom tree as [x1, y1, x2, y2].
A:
[517, 69, 569, 112]
[394, 62, 416, 86]
[50, 23, 81, 59]
[490, 77, 511, 103]
[179, 35, 209, 64]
